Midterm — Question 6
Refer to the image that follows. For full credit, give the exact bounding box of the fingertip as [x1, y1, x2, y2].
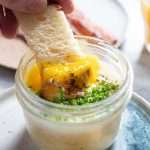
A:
[59, 0, 74, 14]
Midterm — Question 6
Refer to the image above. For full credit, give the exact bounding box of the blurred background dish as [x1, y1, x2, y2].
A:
[0, 36, 28, 70]
[75, 0, 128, 43]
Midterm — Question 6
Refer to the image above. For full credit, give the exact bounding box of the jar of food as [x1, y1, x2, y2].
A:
[15, 36, 133, 150]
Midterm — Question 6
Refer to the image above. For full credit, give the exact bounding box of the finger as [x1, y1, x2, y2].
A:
[48, 0, 74, 14]
[0, 7, 18, 38]
[0, 0, 47, 13]
[59, 0, 74, 13]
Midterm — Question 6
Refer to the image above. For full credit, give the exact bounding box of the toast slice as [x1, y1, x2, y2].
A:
[16, 5, 81, 54]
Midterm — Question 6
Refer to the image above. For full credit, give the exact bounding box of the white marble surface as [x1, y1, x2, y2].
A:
[0, 0, 150, 101]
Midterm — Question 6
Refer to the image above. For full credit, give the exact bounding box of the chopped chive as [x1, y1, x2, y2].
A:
[52, 80, 119, 106]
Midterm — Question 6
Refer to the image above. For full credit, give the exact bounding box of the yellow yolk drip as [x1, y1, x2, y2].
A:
[42, 55, 99, 85]
[25, 55, 100, 100]
[25, 62, 42, 93]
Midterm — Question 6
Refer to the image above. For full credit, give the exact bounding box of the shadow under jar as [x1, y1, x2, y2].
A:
[15, 36, 133, 150]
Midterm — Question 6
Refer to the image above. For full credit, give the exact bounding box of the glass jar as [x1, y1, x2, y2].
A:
[15, 36, 133, 150]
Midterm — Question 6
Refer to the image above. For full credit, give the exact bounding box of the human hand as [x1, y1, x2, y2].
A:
[0, 0, 74, 38]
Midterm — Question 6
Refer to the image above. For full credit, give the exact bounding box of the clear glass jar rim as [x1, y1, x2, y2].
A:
[16, 35, 134, 111]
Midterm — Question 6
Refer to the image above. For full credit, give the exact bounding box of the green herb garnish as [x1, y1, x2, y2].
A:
[53, 80, 119, 106]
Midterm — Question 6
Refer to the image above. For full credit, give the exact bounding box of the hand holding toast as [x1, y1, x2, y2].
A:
[0, 0, 117, 45]
[0, 0, 74, 37]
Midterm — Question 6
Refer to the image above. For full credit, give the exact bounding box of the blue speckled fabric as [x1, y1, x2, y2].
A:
[108, 100, 150, 150]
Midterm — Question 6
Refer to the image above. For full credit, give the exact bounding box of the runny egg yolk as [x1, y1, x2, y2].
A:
[25, 54, 100, 100]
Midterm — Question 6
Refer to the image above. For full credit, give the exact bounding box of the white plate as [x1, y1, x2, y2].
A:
[0, 87, 149, 150]
[76, 0, 128, 42]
